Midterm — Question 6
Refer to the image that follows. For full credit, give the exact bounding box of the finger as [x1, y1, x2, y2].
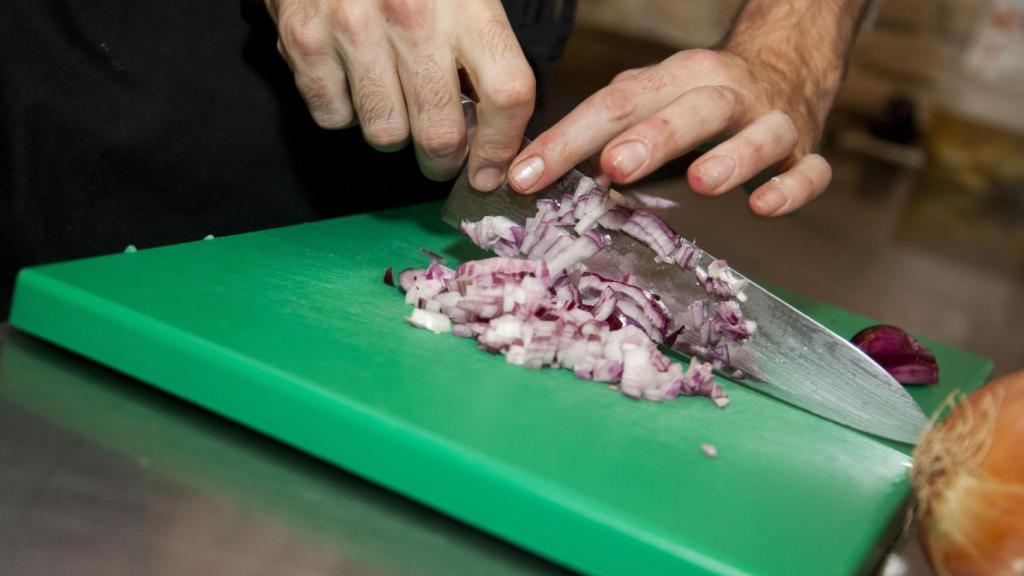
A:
[610, 66, 649, 85]
[507, 65, 680, 194]
[392, 51, 466, 180]
[458, 10, 535, 191]
[346, 58, 410, 151]
[277, 11, 354, 128]
[748, 153, 832, 217]
[687, 110, 799, 196]
[327, 6, 409, 150]
[598, 85, 741, 184]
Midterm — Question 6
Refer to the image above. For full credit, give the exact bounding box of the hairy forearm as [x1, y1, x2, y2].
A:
[721, 0, 869, 138]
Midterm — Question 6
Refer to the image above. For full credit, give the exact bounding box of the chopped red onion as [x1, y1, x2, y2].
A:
[428, 178, 760, 403]
[621, 210, 680, 260]
[383, 267, 395, 287]
[681, 359, 729, 407]
[670, 241, 703, 270]
[571, 175, 597, 201]
[393, 254, 728, 406]
[460, 216, 524, 254]
[572, 190, 611, 234]
[597, 205, 633, 231]
[546, 230, 611, 275]
[697, 259, 749, 302]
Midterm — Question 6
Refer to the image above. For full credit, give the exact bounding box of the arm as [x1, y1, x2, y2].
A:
[266, 0, 536, 191]
[508, 0, 869, 217]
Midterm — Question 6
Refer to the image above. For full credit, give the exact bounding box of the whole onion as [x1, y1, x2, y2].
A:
[911, 371, 1024, 575]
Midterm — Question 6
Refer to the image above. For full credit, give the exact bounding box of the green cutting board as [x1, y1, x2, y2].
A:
[9, 202, 992, 576]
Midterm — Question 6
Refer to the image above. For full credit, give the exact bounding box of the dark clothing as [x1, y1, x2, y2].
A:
[0, 0, 575, 316]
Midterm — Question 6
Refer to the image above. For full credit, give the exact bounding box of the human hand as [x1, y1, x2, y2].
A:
[507, 47, 836, 217]
[266, 0, 536, 189]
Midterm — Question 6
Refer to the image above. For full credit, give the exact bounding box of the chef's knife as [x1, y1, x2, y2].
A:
[445, 100, 929, 444]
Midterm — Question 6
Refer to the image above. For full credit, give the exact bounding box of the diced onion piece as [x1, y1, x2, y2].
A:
[572, 189, 611, 235]
[545, 230, 610, 275]
[597, 205, 633, 231]
[621, 210, 680, 260]
[460, 216, 524, 253]
[407, 308, 452, 333]
[397, 268, 424, 293]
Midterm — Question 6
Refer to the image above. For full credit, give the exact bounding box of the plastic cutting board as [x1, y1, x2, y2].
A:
[9, 201, 993, 575]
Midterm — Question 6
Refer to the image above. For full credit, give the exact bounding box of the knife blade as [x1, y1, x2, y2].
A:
[441, 164, 930, 444]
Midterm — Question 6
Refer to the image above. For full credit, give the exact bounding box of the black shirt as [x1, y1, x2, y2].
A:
[0, 0, 575, 316]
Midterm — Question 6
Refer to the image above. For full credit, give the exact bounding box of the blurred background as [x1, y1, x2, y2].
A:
[539, 0, 1024, 378]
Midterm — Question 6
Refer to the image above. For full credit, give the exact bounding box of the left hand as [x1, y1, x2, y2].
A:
[506, 48, 833, 217]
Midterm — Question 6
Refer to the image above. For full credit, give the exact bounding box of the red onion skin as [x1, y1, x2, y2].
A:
[851, 325, 939, 385]
[383, 267, 394, 287]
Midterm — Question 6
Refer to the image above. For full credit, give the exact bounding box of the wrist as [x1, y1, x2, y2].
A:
[723, 36, 842, 141]
[720, 0, 867, 144]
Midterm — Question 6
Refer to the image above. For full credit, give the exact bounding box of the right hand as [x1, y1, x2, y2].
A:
[266, 0, 537, 190]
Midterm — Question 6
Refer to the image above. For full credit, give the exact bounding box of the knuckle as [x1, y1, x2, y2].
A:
[328, 3, 368, 36]
[280, 17, 327, 58]
[732, 132, 768, 165]
[611, 67, 643, 84]
[597, 85, 636, 122]
[672, 48, 719, 72]
[629, 67, 669, 91]
[487, 72, 536, 111]
[704, 85, 739, 112]
[649, 115, 676, 149]
[746, 138, 766, 163]
[364, 121, 409, 148]
[380, 0, 427, 29]
[542, 137, 571, 166]
[767, 109, 798, 137]
[419, 122, 465, 157]
[474, 136, 520, 165]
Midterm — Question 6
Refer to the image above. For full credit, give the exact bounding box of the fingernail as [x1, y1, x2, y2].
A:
[696, 156, 736, 191]
[609, 140, 649, 178]
[473, 166, 504, 191]
[510, 156, 544, 191]
[754, 186, 787, 215]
